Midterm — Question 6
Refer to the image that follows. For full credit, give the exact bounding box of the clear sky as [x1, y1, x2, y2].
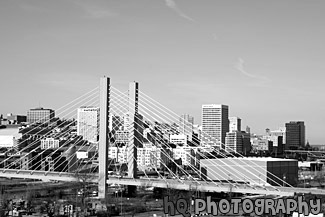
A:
[0, 0, 324, 144]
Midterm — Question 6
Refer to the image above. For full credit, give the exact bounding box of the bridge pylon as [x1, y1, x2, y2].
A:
[127, 82, 142, 179]
[98, 77, 110, 199]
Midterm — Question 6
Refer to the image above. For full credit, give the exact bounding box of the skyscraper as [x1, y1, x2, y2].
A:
[285, 121, 305, 150]
[201, 104, 229, 148]
[229, 117, 241, 132]
[77, 106, 100, 143]
[179, 114, 194, 141]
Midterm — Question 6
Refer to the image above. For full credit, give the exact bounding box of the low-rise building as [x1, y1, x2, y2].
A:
[169, 134, 187, 146]
[0, 127, 22, 148]
[200, 157, 298, 186]
[40, 138, 60, 149]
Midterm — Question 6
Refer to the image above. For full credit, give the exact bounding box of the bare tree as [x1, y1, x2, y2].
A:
[74, 171, 96, 215]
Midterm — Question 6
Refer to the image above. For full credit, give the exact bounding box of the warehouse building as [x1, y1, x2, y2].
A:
[200, 157, 298, 187]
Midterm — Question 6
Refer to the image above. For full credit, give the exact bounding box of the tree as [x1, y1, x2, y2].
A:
[74, 171, 96, 215]
[314, 170, 325, 188]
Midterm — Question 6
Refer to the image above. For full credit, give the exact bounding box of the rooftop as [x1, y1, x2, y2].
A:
[201, 157, 297, 162]
[0, 127, 21, 138]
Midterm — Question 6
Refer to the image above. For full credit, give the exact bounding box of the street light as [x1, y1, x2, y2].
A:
[283, 174, 287, 187]
[303, 175, 308, 188]
[120, 185, 123, 216]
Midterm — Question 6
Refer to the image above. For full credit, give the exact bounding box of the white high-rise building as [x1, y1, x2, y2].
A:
[229, 117, 241, 133]
[179, 114, 194, 141]
[77, 107, 100, 143]
[201, 104, 229, 148]
[225, 131, 243, 153]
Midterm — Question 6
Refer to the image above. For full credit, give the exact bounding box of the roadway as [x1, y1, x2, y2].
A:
[2, 169, 325, 197]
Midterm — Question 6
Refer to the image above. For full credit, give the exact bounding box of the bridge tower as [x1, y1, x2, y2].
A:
[127, 82, 142, 179]
[98, 77, 110, 199]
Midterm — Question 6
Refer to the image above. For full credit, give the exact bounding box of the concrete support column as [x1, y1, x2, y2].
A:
[67, 146, 77, 173]
[98, 77, 110, 199]
[127, 82, 139, 179]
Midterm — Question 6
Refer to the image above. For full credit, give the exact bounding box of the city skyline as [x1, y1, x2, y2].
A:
[1, 0, 325, 143]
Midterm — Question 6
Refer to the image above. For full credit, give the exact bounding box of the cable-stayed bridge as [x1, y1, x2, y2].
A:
[0, 77, 324, 199]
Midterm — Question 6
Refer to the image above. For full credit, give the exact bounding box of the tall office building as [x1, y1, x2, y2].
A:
[179, 114, 194, 141]
[225, 130, 251, 154]
[27, 108, 55, 124]
[285, 121, 305, 150]
[225, 131, 243, 153]
[77, 106, 100, 143]
[201, 104, 229, 148]
[229, 117, 241, 132]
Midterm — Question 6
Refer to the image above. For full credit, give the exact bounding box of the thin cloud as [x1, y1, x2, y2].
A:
[74, 1, 118, 19]
[235, 58, 258, 79]
[164, 0, 196, 23]
[235, 58, 270, 82]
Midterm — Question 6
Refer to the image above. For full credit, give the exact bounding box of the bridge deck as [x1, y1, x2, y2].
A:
[1, 169, 325, 197]
[106, 177, 325, 197]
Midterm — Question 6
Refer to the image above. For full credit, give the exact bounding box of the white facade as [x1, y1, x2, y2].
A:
[225, 131, 243, 153]
[201, 104, 229, 148]
[0, 128, 22, 148]
[267, 127, 286, 144]
[118, 147, 127, 163]
[0, 135, 16, 148]
[251, 138, 270, 151]
[115, 130, 128, 144]
[108, 146, 127, 163]
[229, 117, 241, 133]
[263, 135, 280, 147]
[108, 147, 118, 160]
[172, 147, 193, 166]
[76, 151, 89, 159]
[137, 143, 161, 171]
[40, 138, 60, 149]
[77, 107, 99, 143]
[169, 134, 187, 146]
[123, 112, 130, 131]
[108, 144, 161, 171]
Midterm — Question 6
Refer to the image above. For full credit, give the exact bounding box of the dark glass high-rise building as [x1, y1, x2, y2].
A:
[179, 114, 194, 141]
[285, 121, 305, 150]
